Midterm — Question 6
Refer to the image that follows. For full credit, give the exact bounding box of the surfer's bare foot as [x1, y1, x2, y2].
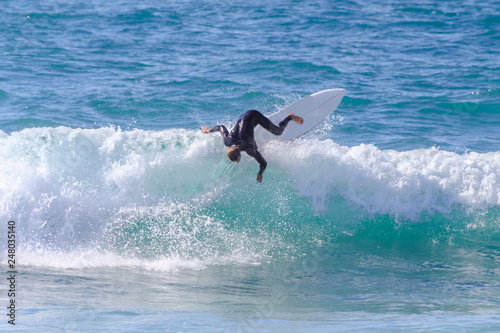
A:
[289, 113, 303, 125]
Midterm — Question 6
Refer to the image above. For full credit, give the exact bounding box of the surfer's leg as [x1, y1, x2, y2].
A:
[253, 111, 292, 136]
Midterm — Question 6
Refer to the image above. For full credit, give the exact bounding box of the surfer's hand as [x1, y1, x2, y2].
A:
[257, 173, 263, 183]
[289, 113, 303, 125]
[201, 126, 210, 134]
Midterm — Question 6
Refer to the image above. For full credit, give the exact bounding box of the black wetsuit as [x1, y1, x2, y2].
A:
[210, 110, 293, 175]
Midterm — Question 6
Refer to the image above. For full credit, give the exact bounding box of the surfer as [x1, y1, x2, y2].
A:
[202, 110, 303, 183]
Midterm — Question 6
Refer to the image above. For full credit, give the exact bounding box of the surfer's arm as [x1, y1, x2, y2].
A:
[211, 125, 229, 137]
[245, 148, 267, 182]
[202, 125, 229, 137]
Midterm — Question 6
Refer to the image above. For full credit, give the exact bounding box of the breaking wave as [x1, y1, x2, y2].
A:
[1, 126, 499, 271]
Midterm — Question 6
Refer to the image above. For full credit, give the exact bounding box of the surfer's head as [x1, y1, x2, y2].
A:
[227, 146, 241, 163]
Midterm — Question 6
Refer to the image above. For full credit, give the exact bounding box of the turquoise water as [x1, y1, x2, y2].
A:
[1, 0, 500, 331]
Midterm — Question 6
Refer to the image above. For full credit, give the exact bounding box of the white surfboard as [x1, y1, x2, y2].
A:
[254, 89, 345, 146]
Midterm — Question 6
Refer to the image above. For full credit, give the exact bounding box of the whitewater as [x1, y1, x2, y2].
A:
[2, 126, 499, 269]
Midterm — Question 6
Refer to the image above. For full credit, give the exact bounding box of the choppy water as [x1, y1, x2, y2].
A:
[1, 0, 500, 331]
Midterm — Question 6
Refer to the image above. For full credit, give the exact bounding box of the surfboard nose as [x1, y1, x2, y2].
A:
[311, 88, 345, 97]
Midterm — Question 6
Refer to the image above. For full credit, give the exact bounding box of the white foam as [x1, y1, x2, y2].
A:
[18, 246, 207, 272]
[0, 127, 258, 269]
[1, 126, 499, 269]
[265, 139, 500, 218]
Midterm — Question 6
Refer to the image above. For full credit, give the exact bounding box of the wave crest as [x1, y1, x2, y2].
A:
[267, 139, 500, 217]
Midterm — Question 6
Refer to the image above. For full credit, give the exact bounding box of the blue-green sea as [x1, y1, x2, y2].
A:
[1, 0, 500, 331]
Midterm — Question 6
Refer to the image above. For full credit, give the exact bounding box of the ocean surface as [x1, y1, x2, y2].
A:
[1, 0, 500, 331]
